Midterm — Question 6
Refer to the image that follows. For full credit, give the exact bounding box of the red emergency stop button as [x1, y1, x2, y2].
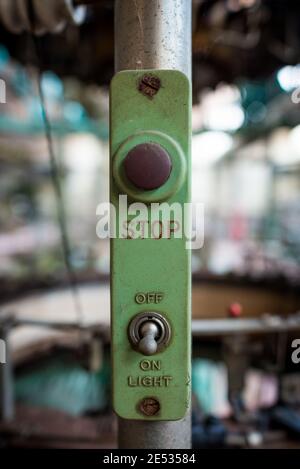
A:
[228, 302, 243, 318]
[123, 142, 172, 190]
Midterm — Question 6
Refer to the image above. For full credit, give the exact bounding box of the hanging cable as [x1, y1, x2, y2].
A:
[26, 0, 85, 327]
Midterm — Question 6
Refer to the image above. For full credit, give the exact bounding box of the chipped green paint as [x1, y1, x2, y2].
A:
[110, 70, 191, 420]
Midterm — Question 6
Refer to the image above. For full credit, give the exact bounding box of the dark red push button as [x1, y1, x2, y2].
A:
[124, 143, 172, 190]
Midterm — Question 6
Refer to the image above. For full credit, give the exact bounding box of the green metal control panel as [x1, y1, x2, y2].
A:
[110, 70, 191, 420]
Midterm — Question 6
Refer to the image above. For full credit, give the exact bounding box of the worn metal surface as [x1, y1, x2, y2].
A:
[114, 0, 192, 448]
[111, 69, 191, 421]
[115, 0, 192, 80]
[0, 319, 14, 422]
[118, 412, 191, 449]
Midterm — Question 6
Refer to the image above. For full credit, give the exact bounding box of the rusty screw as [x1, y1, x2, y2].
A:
[138, 74, 161, 98]
[139, 397, 160, 416]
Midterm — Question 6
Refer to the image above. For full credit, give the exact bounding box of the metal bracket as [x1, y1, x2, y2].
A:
[110, 69, 191, 421]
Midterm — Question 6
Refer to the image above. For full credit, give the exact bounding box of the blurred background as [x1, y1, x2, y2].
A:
[0, 0, 300, 449]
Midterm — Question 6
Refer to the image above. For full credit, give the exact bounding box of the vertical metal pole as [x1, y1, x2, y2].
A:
[115, 0, 192, 449]
[115, 0, 192, 80]
[0, 320, 14, 422]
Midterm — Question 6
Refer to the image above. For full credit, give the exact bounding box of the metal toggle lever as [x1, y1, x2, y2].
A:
[128, 312, 171, 357]
[138, 321, 159, 356]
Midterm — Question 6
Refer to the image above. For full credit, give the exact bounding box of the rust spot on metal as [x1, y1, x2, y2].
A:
[139, 397, 160, 416]
[138, 74, 161, 98]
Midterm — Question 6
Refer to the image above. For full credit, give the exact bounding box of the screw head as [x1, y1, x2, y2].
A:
[138, 74, 161, 98]
[139, 397, 160, 416]
[124, 142, 172, 190]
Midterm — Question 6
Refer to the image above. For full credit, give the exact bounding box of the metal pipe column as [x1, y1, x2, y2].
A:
[115, 0, 192, 449]
[115, 0, 191, 80]
[0, 319, 14, 422]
